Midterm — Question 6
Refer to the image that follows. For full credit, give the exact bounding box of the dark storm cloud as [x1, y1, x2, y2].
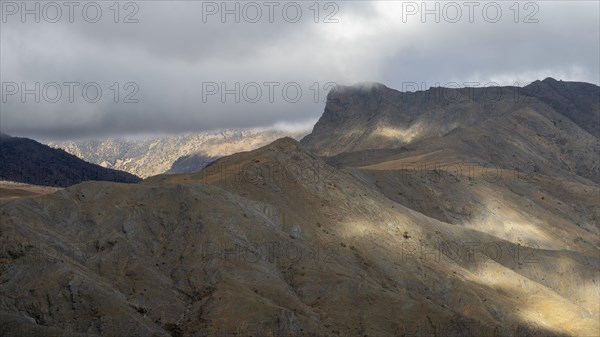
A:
[0, 1, 598, 140]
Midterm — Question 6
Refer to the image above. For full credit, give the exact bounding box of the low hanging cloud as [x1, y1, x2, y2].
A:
[1, 1, 598, 140]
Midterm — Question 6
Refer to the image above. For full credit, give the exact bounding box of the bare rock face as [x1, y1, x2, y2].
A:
[522, 78, 600, 138]
[2, 80, 599, 337]
[301, 79, 599, 183]
[48, 128, 309, 178]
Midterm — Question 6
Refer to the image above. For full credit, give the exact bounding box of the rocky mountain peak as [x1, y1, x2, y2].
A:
[303, 79, 599, 157]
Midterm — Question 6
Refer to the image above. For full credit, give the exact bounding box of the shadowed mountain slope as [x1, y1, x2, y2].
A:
[0, 134, 140, 187]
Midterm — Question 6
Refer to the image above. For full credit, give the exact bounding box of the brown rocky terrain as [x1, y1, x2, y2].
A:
[1, 80, 599, 337]
[0, 181, 62, 200]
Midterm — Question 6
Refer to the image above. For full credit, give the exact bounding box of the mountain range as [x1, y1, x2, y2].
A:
[302, 79, 599, 183]
[47, 129, 309, 178]
[1, 78, 598, 337]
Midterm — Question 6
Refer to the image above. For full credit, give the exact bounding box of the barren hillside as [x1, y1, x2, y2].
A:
[2, 80, 599, 337]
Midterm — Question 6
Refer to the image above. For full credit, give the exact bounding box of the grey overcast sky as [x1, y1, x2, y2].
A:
[1, 0, 599, 140]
